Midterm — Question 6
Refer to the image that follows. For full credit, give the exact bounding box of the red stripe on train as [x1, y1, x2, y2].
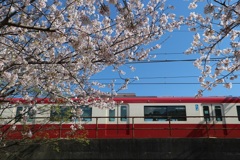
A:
[3, 124, 240, 139]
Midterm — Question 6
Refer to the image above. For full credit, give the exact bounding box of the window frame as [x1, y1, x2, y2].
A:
[109, 109, 115, 122]
[236, 106, 240, 121]
[144, 105, 187, 121]
[50, 105, 92, 122]
[15, 106, 37, 123]
[203, 105, 211, 122]
[214, 106, 222, 121]
[120, 105, 128, 122]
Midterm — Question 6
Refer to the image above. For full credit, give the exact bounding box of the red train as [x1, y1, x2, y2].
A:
[1, 94, 240, 139]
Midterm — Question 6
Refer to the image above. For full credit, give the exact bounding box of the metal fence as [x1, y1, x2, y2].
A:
[1, 115, 240, 138]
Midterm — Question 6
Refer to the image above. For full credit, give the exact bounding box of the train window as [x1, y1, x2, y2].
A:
[109, 109, 115, 121]
[15, 107, 23, 122]
[81, 107, 92, 121]
[215, 106, 222, 121]
[15, 106, 36, 123]
[120, 106, 127, 121]
[144, 106, 186, 121]
[50, 106, 71, 122]
[15, 107, 24, 122]
[237, 106, 240, 121]
[144, 106, 167, 121]
[168, 106, 186, 121]
[50, 106, 92, 122]
[203, 106, 210, 121]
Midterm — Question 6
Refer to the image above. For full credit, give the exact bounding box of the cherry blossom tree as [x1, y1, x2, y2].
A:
[0, 0, 182, 101]
[185, 0, 240, 97]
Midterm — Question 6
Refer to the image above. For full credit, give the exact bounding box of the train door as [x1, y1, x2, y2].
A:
[106, 104, 130, 137]
[202, 104, 223, 122]
[202, 104, 226, 137]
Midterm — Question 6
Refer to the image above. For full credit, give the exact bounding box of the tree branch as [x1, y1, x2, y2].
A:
[7, 22, 57, 32]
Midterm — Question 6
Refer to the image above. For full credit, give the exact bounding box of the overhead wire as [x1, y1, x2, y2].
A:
[94, 82, 240, 85]
[125, 57, 229, 64]
[90, 75, 199, 80]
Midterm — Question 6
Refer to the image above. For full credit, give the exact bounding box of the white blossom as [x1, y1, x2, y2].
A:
[155, 44, 161, 49]
[224, 82, 232, 89]
[134, 76, 139, 81]
[235, 3, 240, 14]
[108, 0, 118, 4]
[11, 125, 16, 131]
[198, 76, 204, 83]
[70, 125, 77, 131]
[188, 2, 198, 9]
[204, 4, 214, 14]
[39, 0, 47, 9]
[27, 130, 33, 138]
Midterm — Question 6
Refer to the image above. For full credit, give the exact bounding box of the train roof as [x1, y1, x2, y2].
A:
[1, 96, 240, 104]
[113, 96, 240, 103]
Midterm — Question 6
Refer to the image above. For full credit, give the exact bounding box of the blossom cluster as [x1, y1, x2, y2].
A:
[0, 0, 182, 101]
[185, 0, 240, 97]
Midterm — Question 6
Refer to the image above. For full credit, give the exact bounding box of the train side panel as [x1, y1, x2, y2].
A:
[1, 97, 240, 139]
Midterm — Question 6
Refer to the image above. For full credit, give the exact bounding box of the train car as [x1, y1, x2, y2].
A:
[1, 94, 240, 139]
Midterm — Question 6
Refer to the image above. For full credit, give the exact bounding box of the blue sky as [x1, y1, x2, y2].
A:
[91, 0, 240, 97]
